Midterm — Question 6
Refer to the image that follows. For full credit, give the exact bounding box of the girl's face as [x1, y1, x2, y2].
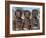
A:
[32, 10, 38, 18]
[16, 11, 21, 17]
[25, 12, 30, 18]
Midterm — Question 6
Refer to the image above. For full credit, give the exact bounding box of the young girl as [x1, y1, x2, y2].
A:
[22, 10, 32, 30]
[13, 10, 22, 31]
[32, 9, 39, 30]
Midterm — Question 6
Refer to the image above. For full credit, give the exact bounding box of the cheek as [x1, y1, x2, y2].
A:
[16, 13, 20, 16]
[18, 14, 20, 16]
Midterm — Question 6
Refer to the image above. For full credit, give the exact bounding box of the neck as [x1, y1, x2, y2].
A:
[25, 17, 29, 19]
[16, 17, 21, 19]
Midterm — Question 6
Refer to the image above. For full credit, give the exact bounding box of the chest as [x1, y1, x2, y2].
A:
[24, 19, 30, 25]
